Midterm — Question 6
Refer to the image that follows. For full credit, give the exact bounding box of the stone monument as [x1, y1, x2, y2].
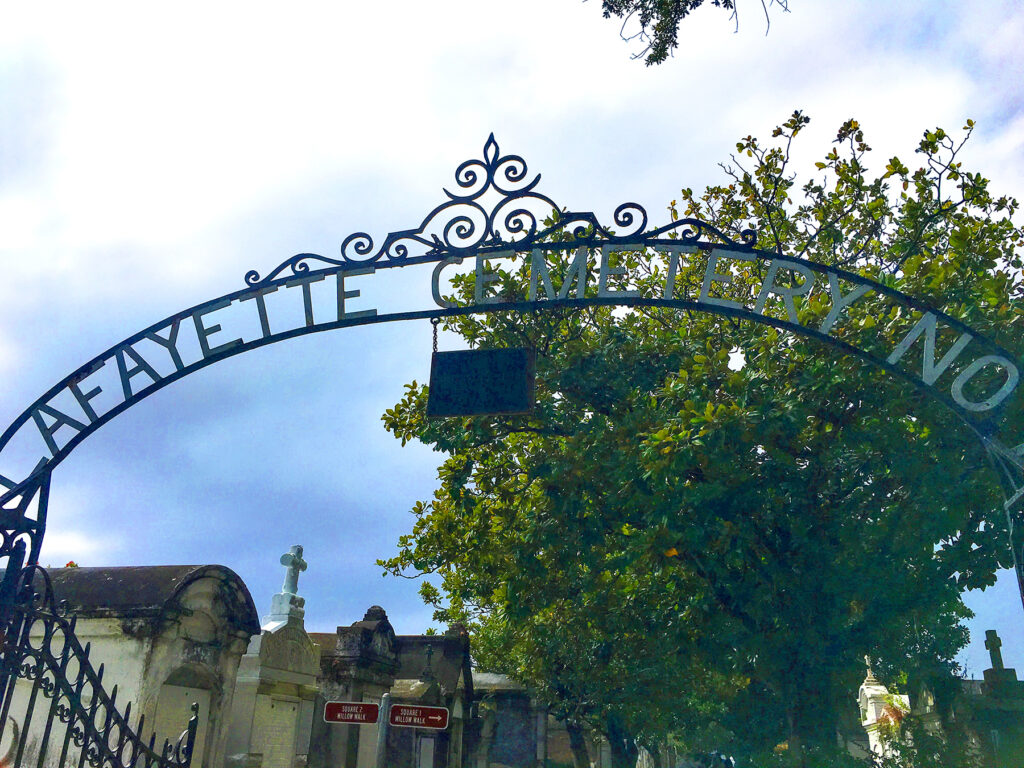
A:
[226, 546, 321, 768]
[857, 656, 908, 760]
[308, 606, 401, 768]
[982, 629, 1020, 693]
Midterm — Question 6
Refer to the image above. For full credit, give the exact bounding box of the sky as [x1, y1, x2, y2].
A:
[2, 0, 1024, 684]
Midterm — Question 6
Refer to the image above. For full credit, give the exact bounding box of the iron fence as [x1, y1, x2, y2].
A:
[0, 566, 196, 768]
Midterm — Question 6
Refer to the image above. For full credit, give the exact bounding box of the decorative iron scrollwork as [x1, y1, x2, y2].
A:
[0, 566, 198, 768]
[244, 134, 757, 286]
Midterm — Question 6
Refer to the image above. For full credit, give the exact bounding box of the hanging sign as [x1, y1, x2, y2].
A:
[426, 348, 536, 417]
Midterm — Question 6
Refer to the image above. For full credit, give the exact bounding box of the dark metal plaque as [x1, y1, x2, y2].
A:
[426, 348, 536, 417]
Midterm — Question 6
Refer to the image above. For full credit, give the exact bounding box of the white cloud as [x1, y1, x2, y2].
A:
[38, 529, 118, 567]
[0, 329, 22, 378]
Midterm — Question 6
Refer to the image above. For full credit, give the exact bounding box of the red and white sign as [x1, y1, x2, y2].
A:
[323, 701, 379, 724]
[389, 704, 449, 730]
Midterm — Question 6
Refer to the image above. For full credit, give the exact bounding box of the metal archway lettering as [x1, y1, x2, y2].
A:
[1, 134, 1023, 585]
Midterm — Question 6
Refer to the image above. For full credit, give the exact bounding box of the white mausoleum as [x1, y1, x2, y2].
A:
[8, 565, 259, 768]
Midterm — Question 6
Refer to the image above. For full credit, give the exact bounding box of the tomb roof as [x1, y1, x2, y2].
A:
[394, 626, 472, 701]
[308, 632, 337, 653]
[31, 565, 259, 633]
[471, 672, 525, 692]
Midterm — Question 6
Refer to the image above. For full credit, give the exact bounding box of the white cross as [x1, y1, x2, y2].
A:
[280, 545, 307, 595]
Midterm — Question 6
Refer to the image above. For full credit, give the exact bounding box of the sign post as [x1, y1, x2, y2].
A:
[374, 692, 391, 768]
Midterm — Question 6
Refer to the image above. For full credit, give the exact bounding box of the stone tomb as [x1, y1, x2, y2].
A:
[226, 546, 320, 768]
[387, 630, 472, 768]
[8, 565, 259, 768]
[308, 605, 400, 768]
[859, 633, 1024, 764]
[5, 550, 476, 768]
[307, 609, 473, 768]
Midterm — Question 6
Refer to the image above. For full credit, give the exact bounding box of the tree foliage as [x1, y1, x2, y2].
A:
[598, 0, 789, 65]
[380, 113, 1024, 765]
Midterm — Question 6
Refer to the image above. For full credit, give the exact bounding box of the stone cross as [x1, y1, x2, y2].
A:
[863, 655, 879, 683]
[280, 545, 307, 596]
[986, 629, 1005, 670]
[420, 643, 435, 682]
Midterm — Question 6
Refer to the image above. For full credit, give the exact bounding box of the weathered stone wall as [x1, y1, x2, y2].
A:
[486, 694, 536, 768]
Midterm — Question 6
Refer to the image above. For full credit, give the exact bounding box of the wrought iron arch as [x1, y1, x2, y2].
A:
[2, 133, 1024, 562]
[2, 136, 1024, 748]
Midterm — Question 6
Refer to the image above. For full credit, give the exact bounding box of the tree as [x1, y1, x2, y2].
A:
[380, 113, 1024, 766]
[598, 0, 789, 65]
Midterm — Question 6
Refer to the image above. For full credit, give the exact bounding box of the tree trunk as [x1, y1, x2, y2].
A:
[785, 673, 839, 766]
[606, 712, 639, 768]
[566, 719, 591, 768]
[786, 705, 804, 767]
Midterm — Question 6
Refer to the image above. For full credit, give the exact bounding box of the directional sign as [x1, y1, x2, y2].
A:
[389, 704, 449, 730]
[324, 701, 379, 724]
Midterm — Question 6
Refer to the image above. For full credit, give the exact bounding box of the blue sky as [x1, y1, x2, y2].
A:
[2, 0, 1024, 683]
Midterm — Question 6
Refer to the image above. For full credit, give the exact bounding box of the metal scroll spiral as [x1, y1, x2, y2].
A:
[244, 135, 758, 286]
[245, 134, 559, 285]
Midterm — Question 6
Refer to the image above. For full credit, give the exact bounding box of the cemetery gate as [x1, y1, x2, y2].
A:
[1, 135, 1023, 767]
